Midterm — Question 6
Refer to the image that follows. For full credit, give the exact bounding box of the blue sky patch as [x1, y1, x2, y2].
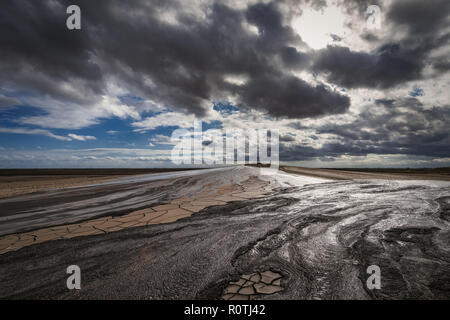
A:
[409, 86, 424, 97]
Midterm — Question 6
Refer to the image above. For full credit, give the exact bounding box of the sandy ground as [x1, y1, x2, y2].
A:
[0, 168, 205, 199]
[0, 175, 131, 199]
[281, 166, 450, 181]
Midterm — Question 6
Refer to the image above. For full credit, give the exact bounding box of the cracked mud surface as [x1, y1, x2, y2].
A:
[0, 167, 449, 299]
[222, 271, 283, 300]
[0, 167, 269, 237]
[0, 175, 271, 254]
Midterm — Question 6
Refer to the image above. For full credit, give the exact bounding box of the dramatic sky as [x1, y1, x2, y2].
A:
[0, 0, 449, 168]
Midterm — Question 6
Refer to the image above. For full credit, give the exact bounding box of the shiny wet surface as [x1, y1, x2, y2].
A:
[0, 167, 238, 236]
[0, 167, 449, 299]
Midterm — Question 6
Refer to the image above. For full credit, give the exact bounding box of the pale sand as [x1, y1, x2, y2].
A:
[0, 168, 201, 199]
[0, 175, 131, 199]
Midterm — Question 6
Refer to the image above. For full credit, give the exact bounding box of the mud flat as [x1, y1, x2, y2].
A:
[281, 166, 450, 181]
[1, 167, 449, 299]
[0, 174, 273, 254]
[0, 168, 202, 199]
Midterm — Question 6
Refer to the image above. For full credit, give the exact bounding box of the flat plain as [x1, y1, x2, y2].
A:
[0, 166, 449, 300]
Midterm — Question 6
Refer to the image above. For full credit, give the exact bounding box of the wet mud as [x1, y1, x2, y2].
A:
[1, 169, 449, 299]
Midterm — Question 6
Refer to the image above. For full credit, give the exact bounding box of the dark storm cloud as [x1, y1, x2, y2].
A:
[280, 144, 321, 161]
[237, 72, 350, 118]
[296, 98, 450, 159]
[313, 0, 450, 90]
[433, 59, 450, 74]
[0, 0, 103, 105]
[280, 46, 311, 69]
[1, 0, 449, 163]
[0, 0, 349, 119]
[279, 134, 296, 142]
[387, 0, 450, 36]
[245, 2, 295, 48]
[360, 32, 379, 43]
[313, 44, 425, 89]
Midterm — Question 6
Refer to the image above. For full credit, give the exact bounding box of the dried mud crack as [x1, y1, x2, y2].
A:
[222, 271, 284, 300]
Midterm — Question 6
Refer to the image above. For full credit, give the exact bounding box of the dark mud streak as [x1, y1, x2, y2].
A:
[436, 196, 450, 221]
